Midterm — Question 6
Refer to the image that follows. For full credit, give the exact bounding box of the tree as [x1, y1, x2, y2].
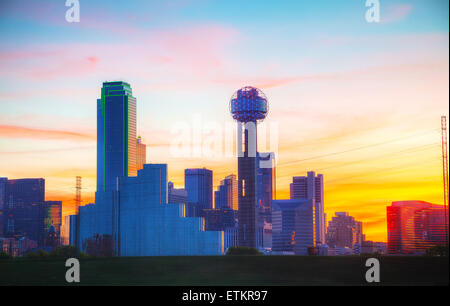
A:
[225, 246, 263, 255]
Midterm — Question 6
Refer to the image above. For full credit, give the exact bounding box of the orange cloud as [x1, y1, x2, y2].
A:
[0, 124, 95, 141]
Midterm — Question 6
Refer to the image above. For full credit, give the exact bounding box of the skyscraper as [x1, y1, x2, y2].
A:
[184, 168, 213, 217]
[290, 171, 326, 244]
[0, 177, 7, 237]
[387, 201, 447, 254]
[326, 212, 364, 248]
[97, 81, 137, 192]
[41, 201, 62, 245]
[136, 136, 146, 171]
[3, 178, 45, 245]
[229, 86, 269, 248]
[214, 174, 238, 210]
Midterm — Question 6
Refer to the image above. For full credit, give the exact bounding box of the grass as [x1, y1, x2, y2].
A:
[0, 255, 448, 286]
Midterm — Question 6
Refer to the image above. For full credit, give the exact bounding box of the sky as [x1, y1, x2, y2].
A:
[0, 0, 448, 242]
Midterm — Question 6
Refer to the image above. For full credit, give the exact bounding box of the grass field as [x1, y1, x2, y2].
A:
[1, 256, 448, 286]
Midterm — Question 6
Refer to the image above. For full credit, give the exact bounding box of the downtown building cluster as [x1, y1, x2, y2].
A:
[0, 82, 447, 257]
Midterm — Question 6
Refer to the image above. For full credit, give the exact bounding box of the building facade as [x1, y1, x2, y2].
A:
[326, 212, 364, 249]
[168, 181, 188, 205]
[387, 201, 447, 254]
[272, 199, 316, 255]
[97, 81, 137, 192]
[290, 171, 326, 245]
[184, 168, 213, 217]
[214, 174, 238, 210]
[79, 164, 223, 255]
[136, 136, 146, 171]
[2, 178, 45, 245]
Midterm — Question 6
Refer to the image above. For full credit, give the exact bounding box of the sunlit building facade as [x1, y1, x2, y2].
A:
[184, 168, 213, 217]
[387, 201, 447, 254]
[290, 171, 326, 245]
[136, 136, 146, 171]
[272, 198, 316, 255]
[214, 174, 238, 210]
[326, 212, 364, 249]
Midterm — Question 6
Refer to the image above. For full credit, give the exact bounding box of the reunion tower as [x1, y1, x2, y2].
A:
[230, 86, 269, 248]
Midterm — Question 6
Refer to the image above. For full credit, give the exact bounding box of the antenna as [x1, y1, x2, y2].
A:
[75, 176, 82, 215]
[441, 116, 449, 246]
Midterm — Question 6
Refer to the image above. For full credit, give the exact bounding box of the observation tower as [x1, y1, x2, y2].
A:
[229, 86, 268, 248]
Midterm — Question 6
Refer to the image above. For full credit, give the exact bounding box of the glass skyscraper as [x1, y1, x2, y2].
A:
[97, 81, 137, 192]
[3, 178, 45, 245]
[184, 168, 213, 217]
[290, 171, 326, 245]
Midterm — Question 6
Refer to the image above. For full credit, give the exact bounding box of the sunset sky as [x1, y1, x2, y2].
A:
[0, 0, 448, 242]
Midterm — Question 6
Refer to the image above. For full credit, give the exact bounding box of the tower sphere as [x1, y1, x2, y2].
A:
[229, 86, 268, 122]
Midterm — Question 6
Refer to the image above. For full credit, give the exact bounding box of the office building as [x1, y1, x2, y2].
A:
[41, 201, 62, 245]
[136, 136, 146, 171]
[79, 164, 223, 255]
[2, 178, 45, 245]
[326, 212, 364, 249]
[0, 177, 6, 237]
[290, 171, 326, 244]
[184, 168, 213, 217]
[272, 198, 316, 255]
[97, 81, 137, 192]
[214, 174, 238, 210]
[168, 181, 188, 205]
[387, 201, 447, 254]
[203, 208, 236, 231]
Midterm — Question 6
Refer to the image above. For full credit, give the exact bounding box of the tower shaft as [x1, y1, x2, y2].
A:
[237, 122, 258, 248]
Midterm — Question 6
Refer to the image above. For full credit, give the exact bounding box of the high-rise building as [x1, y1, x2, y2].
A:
[230, 86, 269, 248]
[326, 212, 364, 249]
[290, 171, 326, 244]
[184, 168, 213, 217]
[168, 181, 188, 204]
[272, 198, 316, 255]
[387, 201, 447, 254]
[41, 201, 62, 245]
[136, 136, 146, 171]
[214, 174, 238, 210]
[97, 81, 137, 192]
[0, 177, 7, 237]
[3, 178, 45, 245]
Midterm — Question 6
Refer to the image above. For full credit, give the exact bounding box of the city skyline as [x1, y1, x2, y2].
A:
[0, 0, 449, 242]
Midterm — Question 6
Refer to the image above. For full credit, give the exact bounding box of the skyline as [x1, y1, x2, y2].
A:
[0, 0, 449, 242]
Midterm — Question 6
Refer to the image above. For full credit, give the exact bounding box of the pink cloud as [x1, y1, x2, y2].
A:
[382, 4, 413, 24]
[0, 24, 238, 82]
